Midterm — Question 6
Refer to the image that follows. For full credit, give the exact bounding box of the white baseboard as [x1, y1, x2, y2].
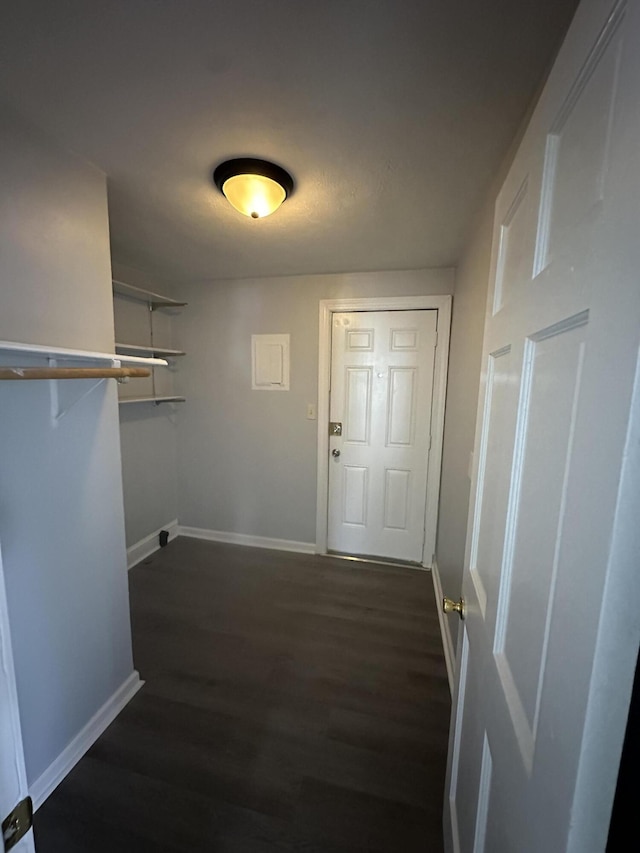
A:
[177, 525, 316, 555]
[127, 519, 179, 569]
[30, 670, 143, 811]
[431, 560, 456, 696]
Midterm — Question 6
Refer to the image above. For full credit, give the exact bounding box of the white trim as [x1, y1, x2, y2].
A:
[431, 560, 456, 696]
[425, 298, 452, 566]
[127, 519, 179, 570]
[0, 544, 34, 851]
[177, 526, 316, 555]
[316, 295, 452, 564]
[30, 671, 143, 811]
[444, 627, 468, 853]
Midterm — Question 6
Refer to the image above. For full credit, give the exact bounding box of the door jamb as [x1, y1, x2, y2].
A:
[0, 543, 35, 851]
[316, 295, 452, 567]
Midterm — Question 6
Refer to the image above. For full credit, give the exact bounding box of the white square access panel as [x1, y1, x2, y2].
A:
[251, 334, 290, 391]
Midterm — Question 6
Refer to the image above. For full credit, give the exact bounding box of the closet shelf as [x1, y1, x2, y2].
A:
[0, 367, 150, 381]
[112, 280, 187, 309]
[115, 342, 186, 357]
[0, 339, 168, 367]
[119, 395, 186, 406]
[112, 279, 186, 407]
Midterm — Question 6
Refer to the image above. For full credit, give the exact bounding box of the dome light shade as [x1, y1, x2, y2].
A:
[221, 173, 285, 219]
[213, 158, 294, 219]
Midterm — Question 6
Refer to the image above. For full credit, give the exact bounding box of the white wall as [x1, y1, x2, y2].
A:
[0, 110, 115, 352]
[111, 262, 179, 548]
[0, 103, 134, 785]
[173, 268, 454, 545]
[118, 406, 179, 547]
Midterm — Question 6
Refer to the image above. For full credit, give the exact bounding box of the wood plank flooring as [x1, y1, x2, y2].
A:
[33, 538, 451, 852]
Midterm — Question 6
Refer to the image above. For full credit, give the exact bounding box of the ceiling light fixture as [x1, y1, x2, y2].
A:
[213, 158, 294, 220]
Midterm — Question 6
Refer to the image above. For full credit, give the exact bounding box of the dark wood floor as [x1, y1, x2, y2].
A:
[34, 538, 451, 852]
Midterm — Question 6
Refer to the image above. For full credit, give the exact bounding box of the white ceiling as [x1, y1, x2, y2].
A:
[0, 0, 579, 282]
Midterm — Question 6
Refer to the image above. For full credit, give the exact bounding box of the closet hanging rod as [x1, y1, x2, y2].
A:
[0, 367, 151, 381]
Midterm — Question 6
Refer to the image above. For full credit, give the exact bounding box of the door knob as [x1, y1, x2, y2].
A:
[442, 596, 465, 620]
[332, 449, 341, 458]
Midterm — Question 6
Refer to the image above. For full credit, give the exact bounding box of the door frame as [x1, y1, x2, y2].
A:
[0, 542, 35, 852]
[316, 295, 452, 566]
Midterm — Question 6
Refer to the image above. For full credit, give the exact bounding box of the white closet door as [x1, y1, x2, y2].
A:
[444, 1, 640, 851]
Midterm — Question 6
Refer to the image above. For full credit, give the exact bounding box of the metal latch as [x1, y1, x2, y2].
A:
[2, 797, 33, 851]
[329, 421, 342, 436]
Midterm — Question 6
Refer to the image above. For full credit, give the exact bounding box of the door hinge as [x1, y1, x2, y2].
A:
[434, 331, 438, 348]
[428, 434, 432, 451]
[2, 797, 33, 851]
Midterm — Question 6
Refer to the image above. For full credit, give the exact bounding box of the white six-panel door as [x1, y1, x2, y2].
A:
[445, 0, 640, 851]
[327, 310, 437, 563]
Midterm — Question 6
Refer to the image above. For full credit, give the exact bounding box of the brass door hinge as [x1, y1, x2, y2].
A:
[2, 797, 33, 851]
